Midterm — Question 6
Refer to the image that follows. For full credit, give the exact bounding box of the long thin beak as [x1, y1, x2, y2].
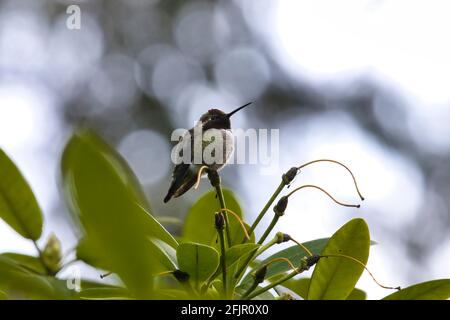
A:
[227, 102, 252, 118]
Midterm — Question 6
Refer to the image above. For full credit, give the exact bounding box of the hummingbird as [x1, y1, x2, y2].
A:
[164, 102, 252, 203]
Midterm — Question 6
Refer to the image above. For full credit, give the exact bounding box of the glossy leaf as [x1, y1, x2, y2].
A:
[155, 216, 183, 227]
[78, 287, 132, 300]
[226, 244, 260, 270]
[136, 203, 178, 249]
[61, 130, 164, 298]
[230, 221, 255, 245]
[241, 238, 329, 287]
[0, 149, 43, 240]
[235, 285, 275, 300]
[158, 289, 191, 300]
[0, 253, 46, 275]
[0, 256, 55, 299]
[279, 277, 310, 299]
[177, 242, 219, 288]
[76, 237, 111, 271]
[346, 288, 367, 300]
[77, 236, 177, 275]
[183, 189, 245, 246]
[308, 218, 370, 300]
[383, 279, 450, 300]
[279, 277, 366, 300]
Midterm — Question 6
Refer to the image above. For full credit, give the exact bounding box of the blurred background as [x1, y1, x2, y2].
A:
[1, 0, 449, 299]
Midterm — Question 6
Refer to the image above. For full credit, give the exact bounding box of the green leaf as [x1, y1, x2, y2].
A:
[230, 221, 255, 245]
[241, 238, 329, 287]
[382, 279, 450, 300]
[76, 237, 111, 271]
[77, 236, 177, 275]
[136, 203, 179, 249]
[0, 253, 46, 275]
[226, 244, 260, 270]
[158, 289, 191, 300]
[235, 285, 275, 300]
[61, 130, 165, 298]
[0, 148, 43, 240]
[0, 256, 80, 299]
[177, 242, 219, 289]
[308, 218, 370, 300]
[279, 277, 366, 300]
[207, 243, 260, 292]
[346, 288, 367, 300]
[279, 277, 310, 299]
[155, 216, 183, 227]
[0, 256, 55, 299]
[183, 189, 245, 246]
[78, 287, 133, 300]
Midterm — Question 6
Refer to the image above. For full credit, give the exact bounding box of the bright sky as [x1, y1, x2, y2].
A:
[0, 0, 449, 300]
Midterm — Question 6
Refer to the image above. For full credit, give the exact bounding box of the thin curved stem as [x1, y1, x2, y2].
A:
[220, 208, 250, 240]
[194, 165, 209, 190]
[290, 238, 313, 257]
[321, 254, 400, 291]
[297, 159, 365, 201]
[287, 184, 361, 208]
[264, 257, 297, 272]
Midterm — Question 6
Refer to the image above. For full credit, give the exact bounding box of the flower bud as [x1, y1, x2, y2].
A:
[306, 255, 320, 268]
[42, 233, 62, 274]
[273, 196, 288, 216]
[253, 265, 267, 284]
[276, 232, 291, 244]
[215, 212, 224, 230]
[282, 167, 298, 184]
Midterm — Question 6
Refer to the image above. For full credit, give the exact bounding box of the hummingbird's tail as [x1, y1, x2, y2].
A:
[163, 191, 173, 203]
[164, 163, 196, 203]
[164, 175, 197, 203]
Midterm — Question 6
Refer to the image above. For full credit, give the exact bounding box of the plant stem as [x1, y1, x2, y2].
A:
[244, 269, 299, 300]
[257, 215, 280, 246]
[217, 219, 228, 298]
[244, 255, 320, 300]
[215, 184, 232, 247]
[234, 215, 280, 282]
[208, 170, 232, 247]
[242, 180, 286, 244]
[254, 237, 277, 258]
[240, 281, 260, 300]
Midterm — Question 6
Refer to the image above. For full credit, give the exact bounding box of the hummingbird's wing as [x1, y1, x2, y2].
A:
[164, 128, 198, 203]
[163, 163, 198, 203]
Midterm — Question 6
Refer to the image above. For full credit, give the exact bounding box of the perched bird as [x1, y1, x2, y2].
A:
[164, 102, 252, 203]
